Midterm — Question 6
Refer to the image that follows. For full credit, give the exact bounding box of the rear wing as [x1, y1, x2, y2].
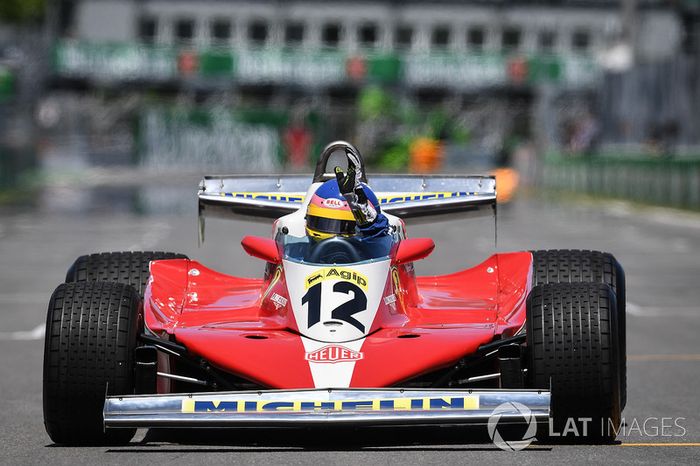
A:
[199, 174, 496, 219]
[197, 141, 496, 243]
[198, 174, 496, 241]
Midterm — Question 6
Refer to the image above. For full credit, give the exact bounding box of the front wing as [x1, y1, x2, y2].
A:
[104, 388, 549, 428]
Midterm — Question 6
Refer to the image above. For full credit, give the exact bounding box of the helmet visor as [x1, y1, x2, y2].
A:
[307, 215, 356, 236]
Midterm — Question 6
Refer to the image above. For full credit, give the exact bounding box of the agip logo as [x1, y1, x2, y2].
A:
[305, 345, 363, 364]
[304, 267, 368, 290]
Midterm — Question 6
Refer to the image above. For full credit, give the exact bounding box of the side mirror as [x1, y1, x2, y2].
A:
[241, 236, 281, 264]
[394, 238, 435, 265]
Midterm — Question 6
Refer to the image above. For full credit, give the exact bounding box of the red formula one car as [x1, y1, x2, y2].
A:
[43, 141, 626, 446]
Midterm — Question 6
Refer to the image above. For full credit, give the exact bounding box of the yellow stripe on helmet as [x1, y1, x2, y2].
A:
[307, 203, 356, 221]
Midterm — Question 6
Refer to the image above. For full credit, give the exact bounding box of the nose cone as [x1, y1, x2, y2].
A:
[283, 259, 391, 343]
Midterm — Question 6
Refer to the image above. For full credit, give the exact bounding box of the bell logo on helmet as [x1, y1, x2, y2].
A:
[305, 345, 364, 363]
[322, 198, 345, 209]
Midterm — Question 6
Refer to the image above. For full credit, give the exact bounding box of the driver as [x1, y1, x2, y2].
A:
[306, 151, 390, 242]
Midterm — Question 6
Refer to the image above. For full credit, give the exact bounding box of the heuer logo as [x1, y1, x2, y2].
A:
[305, 345, 363, 364]
[322, 198, 345, 208]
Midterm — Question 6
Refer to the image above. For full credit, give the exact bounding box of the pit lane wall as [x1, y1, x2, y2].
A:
[540, 154, 700, 210]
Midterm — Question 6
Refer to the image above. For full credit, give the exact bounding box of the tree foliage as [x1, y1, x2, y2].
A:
[0, 0, 45, 24]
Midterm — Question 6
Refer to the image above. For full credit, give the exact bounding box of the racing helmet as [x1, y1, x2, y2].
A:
[306, 179, 380, 240]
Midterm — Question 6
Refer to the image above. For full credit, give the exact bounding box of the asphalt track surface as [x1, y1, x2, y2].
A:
[1, 182, 699, 465]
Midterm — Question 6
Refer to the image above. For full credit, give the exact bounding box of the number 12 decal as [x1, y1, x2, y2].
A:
[301, 281, 367, 332]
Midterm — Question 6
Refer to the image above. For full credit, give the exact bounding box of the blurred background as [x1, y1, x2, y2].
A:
[1, 0, 699, 214]
[2, 2, 700, 458]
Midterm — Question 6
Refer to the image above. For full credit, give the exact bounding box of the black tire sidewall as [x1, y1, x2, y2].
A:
[526, 282, 621, 443]
[43, 282, 141, 445]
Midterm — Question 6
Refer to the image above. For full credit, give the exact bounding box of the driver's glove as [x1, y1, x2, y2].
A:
[335, 155, 377, 227]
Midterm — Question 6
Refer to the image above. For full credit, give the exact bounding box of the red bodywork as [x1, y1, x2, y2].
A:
[144, 244, 533, 389]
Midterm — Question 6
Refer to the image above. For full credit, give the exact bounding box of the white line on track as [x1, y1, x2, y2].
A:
[0, 293, 50, 303]
[606, 202, 700, 230]
[0, 323, 45, 341]
[627, 301, 699, 317]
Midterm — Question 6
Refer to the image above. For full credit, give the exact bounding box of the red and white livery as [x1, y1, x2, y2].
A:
[42, 141, 626, 446]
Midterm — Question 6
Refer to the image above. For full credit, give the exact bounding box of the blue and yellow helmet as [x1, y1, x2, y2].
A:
[306, 179, 380, 240]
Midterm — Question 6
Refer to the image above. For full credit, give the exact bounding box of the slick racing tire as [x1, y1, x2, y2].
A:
[531, 249, 626, 409]
[526, 283, 621, 443]
[65, 251, 188, 297]
[43, 282, 141, 445]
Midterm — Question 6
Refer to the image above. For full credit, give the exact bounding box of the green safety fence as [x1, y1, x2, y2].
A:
[53, 41, 404, 84]
[53, 41, 598, 88]
[0, 151, 11, 190]
[0, 65, 14, 101]
[541, 155, 700, 210]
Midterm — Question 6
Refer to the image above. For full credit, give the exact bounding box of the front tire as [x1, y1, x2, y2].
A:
[43, 282, 141, 445]
[526, 282, 621, 443]
[531, 249, 626, 409]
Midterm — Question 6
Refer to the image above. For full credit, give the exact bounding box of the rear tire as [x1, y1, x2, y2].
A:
[531, 249, 626, 409]
[526, 283, 621, 443]
[65, 251, 188, 297]
[43, 282, 141, 445]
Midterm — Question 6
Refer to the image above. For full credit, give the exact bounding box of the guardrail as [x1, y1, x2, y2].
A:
[0, 65, 14, 102]
[541, 156, 700, 210]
